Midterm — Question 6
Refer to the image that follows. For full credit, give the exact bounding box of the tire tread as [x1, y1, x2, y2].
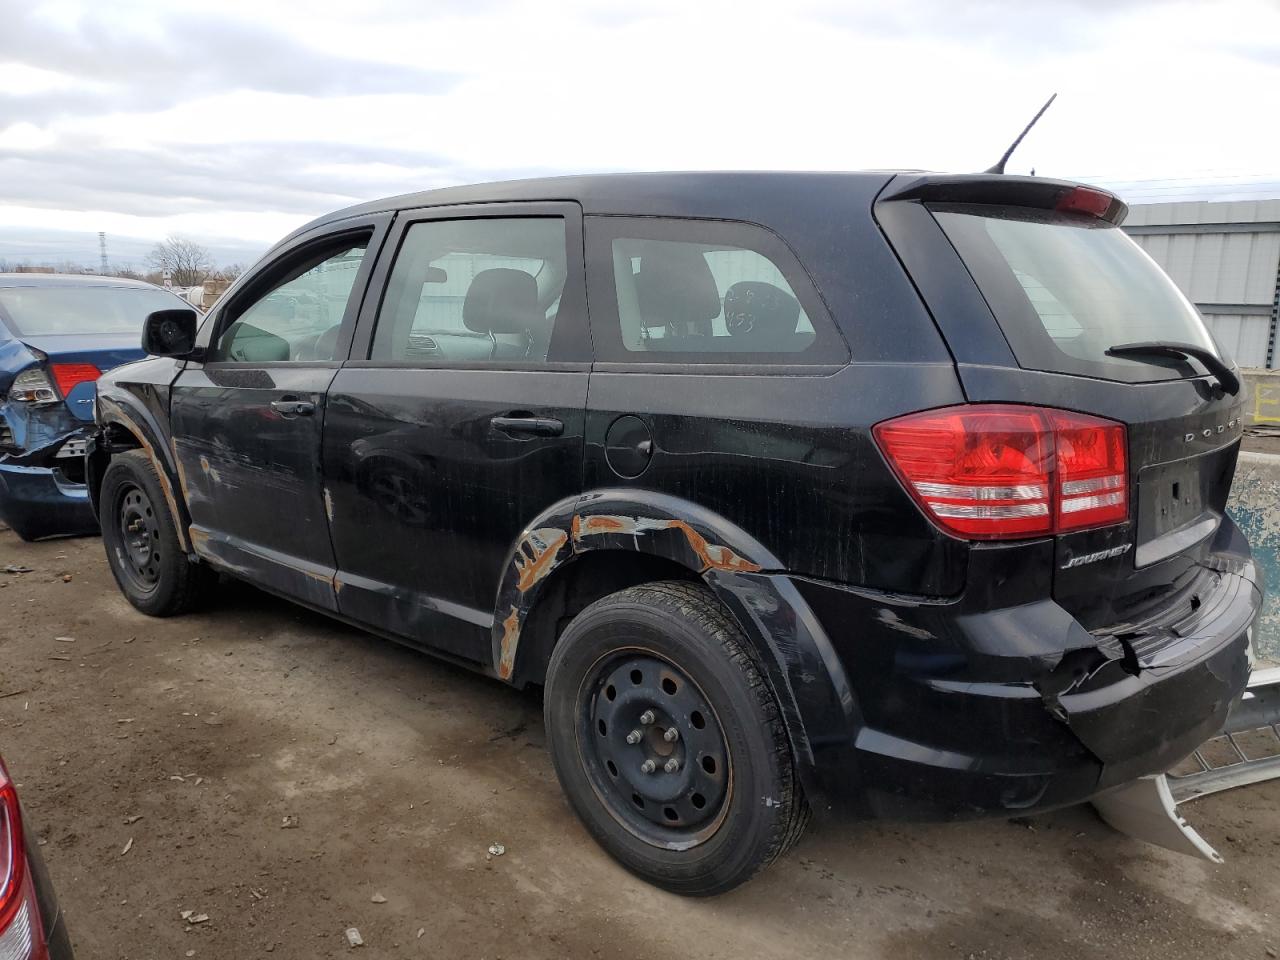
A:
[547, 578, 809, 893]
[102, 450, 212, 617]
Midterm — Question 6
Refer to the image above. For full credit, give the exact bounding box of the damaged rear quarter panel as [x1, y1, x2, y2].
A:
[489, 489, 862, 805]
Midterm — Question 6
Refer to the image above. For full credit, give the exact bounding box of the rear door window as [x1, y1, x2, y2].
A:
[369, 217, 572, 365]
[586, 217, 847, 365]
[933, 205, 1223, 383]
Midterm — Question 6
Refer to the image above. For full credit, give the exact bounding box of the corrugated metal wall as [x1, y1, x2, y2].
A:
[1123, 199, 1280, 369]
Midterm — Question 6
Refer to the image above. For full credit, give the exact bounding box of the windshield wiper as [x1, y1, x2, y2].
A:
[1105, 341, 1239, 396]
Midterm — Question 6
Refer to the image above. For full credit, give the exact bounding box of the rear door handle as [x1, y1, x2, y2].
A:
[491, 415, 564, 437]
[271, 398, 316, 417]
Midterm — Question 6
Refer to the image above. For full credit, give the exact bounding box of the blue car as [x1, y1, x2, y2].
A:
[0, 273, 193, 541]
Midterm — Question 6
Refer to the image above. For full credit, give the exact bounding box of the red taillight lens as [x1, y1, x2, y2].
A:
[1049, 410, 1128, 531]
[48, 363, 100, 399]
[874, 404, 1128, 540]
[0, 764, 24, 934]
[1055, 186, 1115, 219]
[0, 760, 48, 960]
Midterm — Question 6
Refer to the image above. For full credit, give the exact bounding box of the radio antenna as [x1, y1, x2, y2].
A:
[985, 93, 1057, 175]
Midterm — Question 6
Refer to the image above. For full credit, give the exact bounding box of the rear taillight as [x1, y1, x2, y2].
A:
[48, 363, 100, 398]
[0, 761, 49, 960]
[1055, 185, 1116, 219]
[874, 404, 1128, 540]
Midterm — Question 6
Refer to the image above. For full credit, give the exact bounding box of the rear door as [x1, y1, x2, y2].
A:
[170, 216, 389, 610]
[323, 203, 590, 664]
[877, 179, 1246, 632]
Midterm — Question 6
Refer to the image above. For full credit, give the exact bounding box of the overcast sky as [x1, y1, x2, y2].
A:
[2, 0, 1278, 268]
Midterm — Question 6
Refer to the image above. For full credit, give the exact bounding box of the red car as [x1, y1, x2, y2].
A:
[0, 755, 73, 958]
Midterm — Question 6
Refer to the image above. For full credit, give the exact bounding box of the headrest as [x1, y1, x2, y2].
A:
[635, 245, 721, 327]
[723, 281, 800, 341]
[462, 268, 540, 334]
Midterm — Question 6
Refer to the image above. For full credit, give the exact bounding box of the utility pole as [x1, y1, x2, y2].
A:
[98, 232, 108, 275]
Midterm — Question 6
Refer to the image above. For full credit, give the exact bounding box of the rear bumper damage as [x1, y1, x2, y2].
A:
[0, 428, 97, 540]
[1093, 664, 1280, 862]
[793, 519, 1262, 820]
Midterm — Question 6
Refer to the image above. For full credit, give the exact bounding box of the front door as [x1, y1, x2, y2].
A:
[324, 204, 591, 664]
[170, 219, 388, 610]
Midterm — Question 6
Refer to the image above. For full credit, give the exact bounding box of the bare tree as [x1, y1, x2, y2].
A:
[218, 262, 247, 281]
[147, 235, 213, 287]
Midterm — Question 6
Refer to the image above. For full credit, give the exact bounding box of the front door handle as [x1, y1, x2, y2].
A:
[271, 398, 316, 417]
[491, 414, 564, 437]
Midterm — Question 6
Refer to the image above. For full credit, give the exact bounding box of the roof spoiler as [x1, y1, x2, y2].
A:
[879, 174, 1128, 226]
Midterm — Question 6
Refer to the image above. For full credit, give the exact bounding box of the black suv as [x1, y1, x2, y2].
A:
[87, 172, 1261, 895]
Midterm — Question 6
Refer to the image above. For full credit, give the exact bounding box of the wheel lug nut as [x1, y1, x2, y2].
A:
[663, 727, 679, 743]
[664, 758, 680, 773]
[640, 759, 656, 774]
[639, 710, 656, 725]
[626, 729, 643, 745]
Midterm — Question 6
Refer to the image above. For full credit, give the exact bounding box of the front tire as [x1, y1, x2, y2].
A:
[544, 581, 808, 896]
[100, 450, 211, 616]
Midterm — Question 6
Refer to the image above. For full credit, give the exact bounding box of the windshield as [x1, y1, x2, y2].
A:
[0, 285, 190, 337]
[933, 205, 1222, 383]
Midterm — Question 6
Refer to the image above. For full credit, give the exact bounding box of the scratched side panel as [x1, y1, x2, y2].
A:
[323, 367, 590, 664]
[584, 363, 969, 595]
[169, 364, 340, 610]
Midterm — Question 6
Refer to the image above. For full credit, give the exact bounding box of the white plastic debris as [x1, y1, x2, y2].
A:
[280, 815, 299, 829]
[345, 927, 364, 948]
[487, 843, 505, 857]
[120, 837, 133, 856]
[370, 893, 387, 904]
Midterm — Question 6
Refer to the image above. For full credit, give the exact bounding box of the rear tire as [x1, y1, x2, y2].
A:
[544, 580, 808, 896]
[100, 450, 211, 616]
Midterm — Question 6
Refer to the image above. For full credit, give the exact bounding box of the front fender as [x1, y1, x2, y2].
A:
[491, 488, 860, 809]
[94, 388, 192, 552]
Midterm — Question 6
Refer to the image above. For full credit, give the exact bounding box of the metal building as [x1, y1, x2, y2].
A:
[1122, 199, 1280, 370]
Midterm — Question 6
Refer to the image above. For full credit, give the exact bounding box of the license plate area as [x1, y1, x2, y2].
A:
[1139, 459, 1207, 541]
[1133, 445, 1235, 566]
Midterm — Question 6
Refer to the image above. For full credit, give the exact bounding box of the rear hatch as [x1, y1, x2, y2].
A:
[876, 175, 1246, 636]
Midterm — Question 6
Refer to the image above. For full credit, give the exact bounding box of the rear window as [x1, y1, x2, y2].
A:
[933, 205, 1222, 383]
[0, 285, 190, 337]
[586, 216, 848, 366]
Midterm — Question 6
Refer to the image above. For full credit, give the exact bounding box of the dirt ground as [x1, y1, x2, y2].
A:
[0, 531, 1277, 960]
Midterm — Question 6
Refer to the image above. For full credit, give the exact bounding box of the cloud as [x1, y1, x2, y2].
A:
[0, 133, 581, 225]
[0, 0, 1277, 266]
[0, 7, 456, 121]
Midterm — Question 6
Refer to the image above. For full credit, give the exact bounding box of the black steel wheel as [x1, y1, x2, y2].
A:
[100, 450, 212, 617]
[545, 581, 808, 896]
[114, 483, 162, 593]
[580, 652, 731, 848]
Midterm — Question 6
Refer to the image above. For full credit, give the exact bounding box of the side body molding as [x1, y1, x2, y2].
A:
[491, 488, 861, 800]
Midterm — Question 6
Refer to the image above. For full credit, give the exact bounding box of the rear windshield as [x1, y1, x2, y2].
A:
[933, 205, 1222, 383]
[0, 285, 189, 337]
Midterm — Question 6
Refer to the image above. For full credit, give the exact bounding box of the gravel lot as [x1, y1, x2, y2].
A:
[0, 529, 1277, 959]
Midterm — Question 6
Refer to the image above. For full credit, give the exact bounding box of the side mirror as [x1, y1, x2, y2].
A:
[142, 309, 200, 358]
